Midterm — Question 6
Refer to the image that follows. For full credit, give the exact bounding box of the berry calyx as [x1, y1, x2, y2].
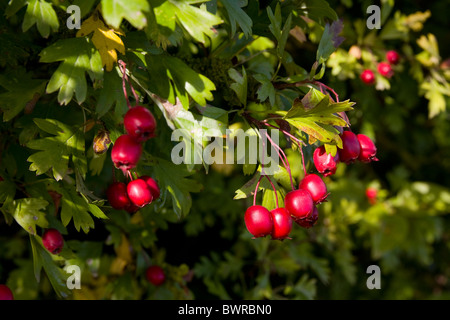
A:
[360, 69, 375, 85]
[106, 182, 131, 210]
[42, 228, 64, 255]
[124, 106, 157, 142]
[386, 50, 400, 65]
[244, 205, 273, 238]
[0, 285, 14, 300]
[299, 174, 329, 204]
[111, 134, 142, 173]
[145, 265, 166, 286]
[377, 62, 394, 78]
[127, 179, 153, 207]
[295, 206, 319, 229]
[139, 176, 160, 200]
[284, 189, 314, 221]
[270, 207, 292, 240]
[338, 131, 361, 164]
[357, 134, 378, 163]
[313, 145, 339, 177]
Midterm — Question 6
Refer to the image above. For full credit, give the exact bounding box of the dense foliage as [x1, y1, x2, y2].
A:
[0, 0, 449, 300]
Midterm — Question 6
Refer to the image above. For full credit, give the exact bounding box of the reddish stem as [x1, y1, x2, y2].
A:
[265, 131, 294, 191]
[253, 175, 263, 206]
[265, 175, 279, 209]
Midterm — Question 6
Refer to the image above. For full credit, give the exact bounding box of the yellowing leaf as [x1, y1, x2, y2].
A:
[77, 13, 125, 71]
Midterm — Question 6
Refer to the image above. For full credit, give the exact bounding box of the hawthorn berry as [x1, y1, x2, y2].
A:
[270, 208, 293, 240]
[357, 134, 378, 163]
[360, 69, 375, 85]
[107, 182, 131, 210]
[111, 134, 142, 173]
[42, 228, 64, 255]
[145, 265, 166, 286]
[295, 206, 319, 229]
[124, 106, 157, 142]
[127, 179, 153, 207]
[0, 285, 14, 300]
[366, 187, 378, 205]
[244, 205, 273, 238]
[377, 62, 394, 78]
[338, 131, 361, 164]
[139, 176, 160, 200]
[313, 145, 339, 177]
[284, 189, 314, 221]
[386, 50, 400, 65]
[299, 174, 329, 204]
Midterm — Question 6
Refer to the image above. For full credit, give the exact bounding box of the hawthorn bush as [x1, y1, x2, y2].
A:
[0, 0, 449, 300]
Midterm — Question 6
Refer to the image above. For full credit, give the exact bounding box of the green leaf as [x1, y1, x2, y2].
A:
[296, 0, 338, 25]
[50, 182, 96, 233]
[228, 67, 247, 107]
[316, 20, 345, 64]
[253, 73, 276, 106]
[0, 69, 47, 122]
[4, 198, 49, 235]
[96, 68, 128, 117]
[153, 157, 202, 219]
[27, 118, 86, 181]
[29, 235, 71, 298]
[220, 0, 252, 38]
[40, 37, 103, 105]
[101, 0, 150, 29]
[22, 0, 59, 38]
[146, 54, 216, 109]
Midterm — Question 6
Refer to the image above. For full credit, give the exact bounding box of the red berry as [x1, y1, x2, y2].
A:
[0, 285, 14, 300]
[360, 69, 375, 85]
[244, 205, 273, 238]
[313, 145, 339, 177]
[357, 134, 378, 163]
[386, 50, 400, 65]
[366, 187, 378, 205]
[127, 179, 153, 207]
[111, 134, 142, 173]
[270, 208, 293, 240]
[125, 203, 140, 214]
[284, 189, 314, 221]
[145, 265, 165, 286]
[338, 131, 361, 164]
[377, 62, 394, 78]
[295, 206, 319, 229]
[124, 106, 157, 142]
[107, 182, 131, 210]
[42, 228, 64, 255]
[299, 174, 329, 204]
[139, 176, 160, 200]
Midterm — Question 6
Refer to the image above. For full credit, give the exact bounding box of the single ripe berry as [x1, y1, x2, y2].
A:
[386, 50, 400, 65]
[145, 265, 166, 286]
[299, 174, 329, 204]
[42, 228, 64, 255]
[127, 179, 153, 207]
[360, 69, 375, 85]
[313, 145, 339, 177]
[244, 205, 273, 238]
[270, 208, 292, 240]
[139, 176, 160, 200]
[366, 187, 378, 205]
[338, 131, 361, 164]
[357, 134, 378, 163]
[295, 206, 319, 229]
[0, 285, 14, 300]
[107, 182, 131, 210]
[124, 106, 157, 142]
[111, 134, 142, 173]
[284, 189, 314, 221]
[377, 62, 394, 78]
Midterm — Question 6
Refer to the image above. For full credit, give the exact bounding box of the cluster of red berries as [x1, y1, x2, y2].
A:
[107, 105, 160, 213]
[244, 130, 378, 240]
[360, 50, 400, 85]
